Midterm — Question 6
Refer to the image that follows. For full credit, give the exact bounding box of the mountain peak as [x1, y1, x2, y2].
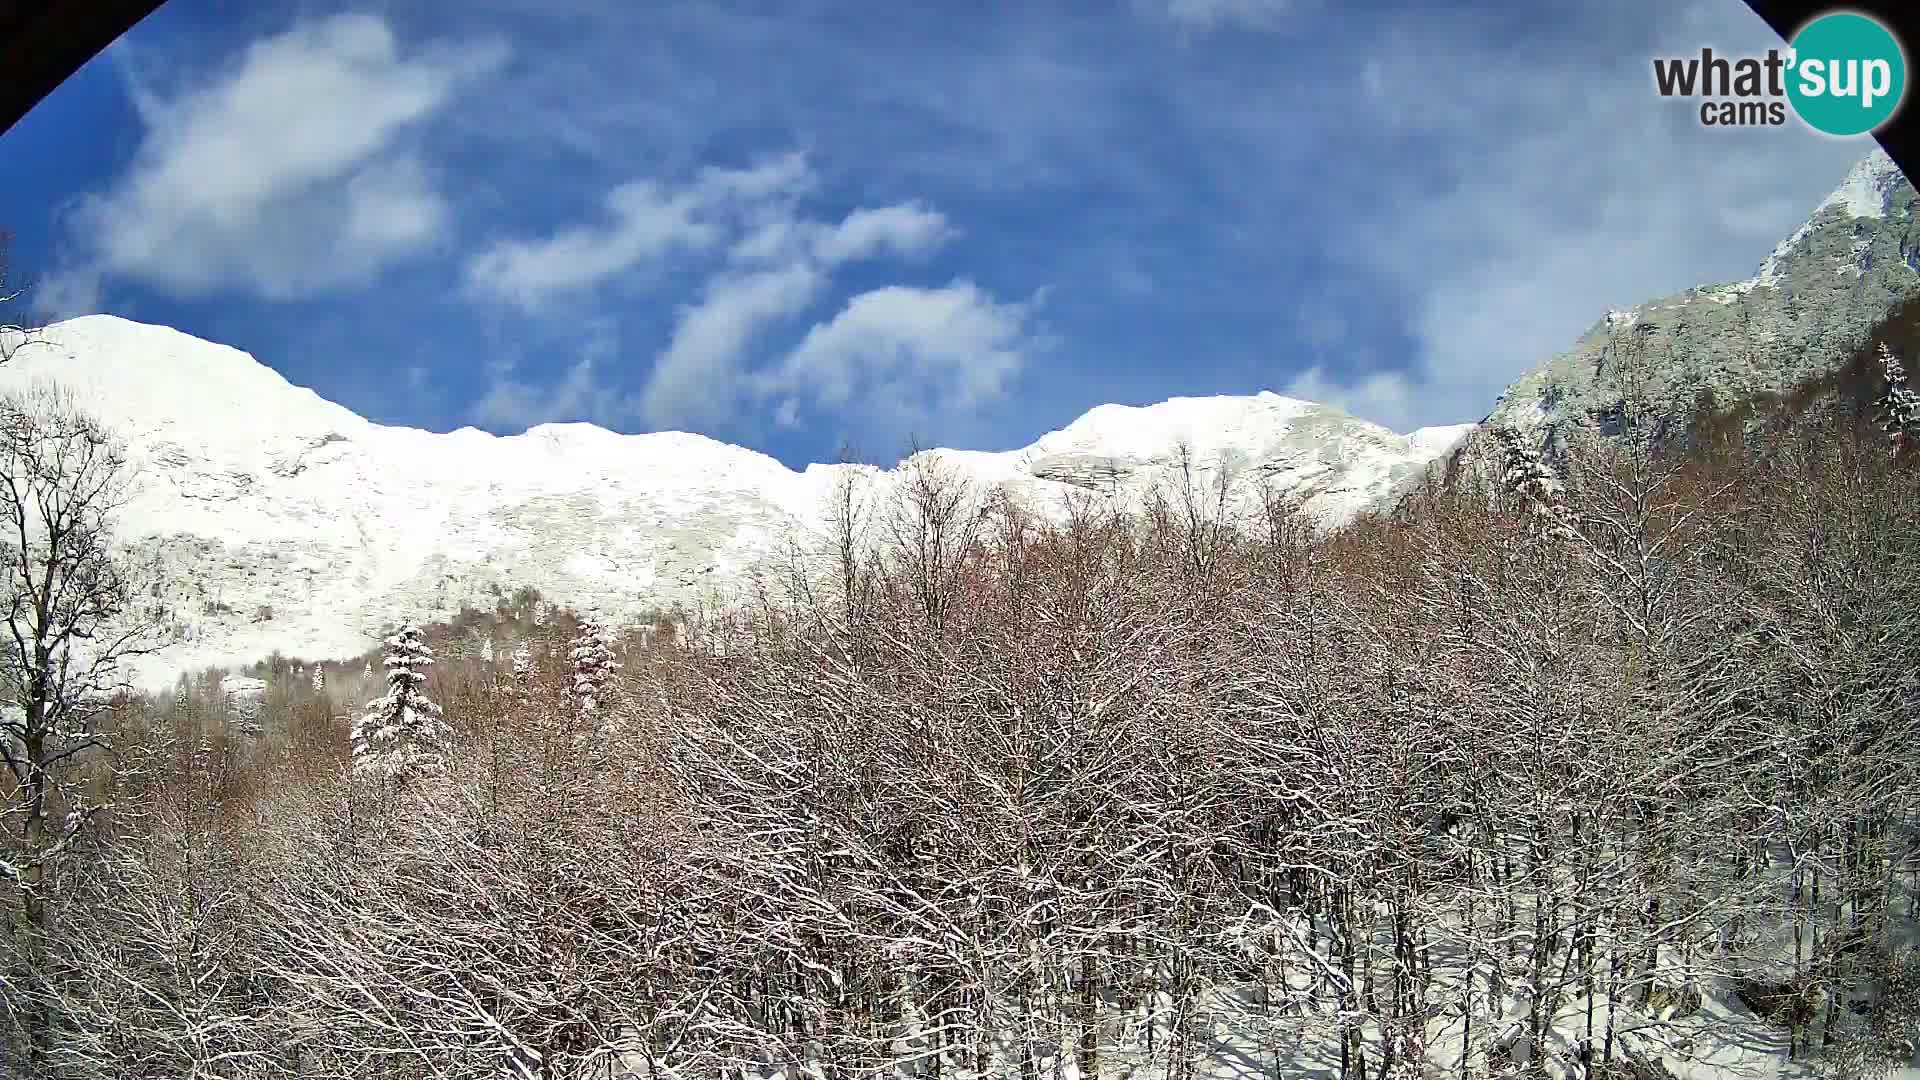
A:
[1743, 148, 1909, 288]
[1818, 146, 1904, 220]
[1037, 391, 1322, 455]
[14, 314, 366, 446]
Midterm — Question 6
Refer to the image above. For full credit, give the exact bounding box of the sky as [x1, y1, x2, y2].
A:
[0, 0, 1879, 468]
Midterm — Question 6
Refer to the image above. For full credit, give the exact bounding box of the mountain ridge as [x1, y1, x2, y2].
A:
[0, 314, 1469, 689]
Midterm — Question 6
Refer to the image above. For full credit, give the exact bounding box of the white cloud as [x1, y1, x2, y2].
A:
[465, 153, 816, 309]
[339, 156, 447, 254]
[477, 161, 966, 431]
[630, 198, 967, 430]
[466, 181, 718, 307]
[29, 268, 103, 323]
[699, 151, 815, 204]
[812, 203, 954, 264]
[636, 263, 826, 430]
[763, 281, 1042, 435]
[728, 200, 952, 267]
[63, 13, 507, 301]
[1146, 0, 1304, 32]
[465, 168, 972, 435]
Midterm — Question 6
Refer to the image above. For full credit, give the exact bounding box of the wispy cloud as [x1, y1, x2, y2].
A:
[1281, 365, 1429, 436]
[637, 261, 826, 429]
[1141, 0, 1308, 33]
[463, 182, 718, 309]
[470, 354, 611, 431]
[466, 317, 623, 430]
[463, 153, 813, 310]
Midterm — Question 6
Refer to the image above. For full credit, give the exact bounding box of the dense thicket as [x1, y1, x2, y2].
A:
[9, 352, 1920, 1080]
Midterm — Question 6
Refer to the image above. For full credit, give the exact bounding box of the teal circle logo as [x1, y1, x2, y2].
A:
[1786, 12, 1907, 136]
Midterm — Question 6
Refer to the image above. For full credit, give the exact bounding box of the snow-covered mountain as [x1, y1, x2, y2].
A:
[28, 150, 1905, 690]
[0, 315, 1471, 688]
[1485, 148, 1920, 451]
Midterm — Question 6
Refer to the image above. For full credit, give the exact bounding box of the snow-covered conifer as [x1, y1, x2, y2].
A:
[1493, 426, 1577, 541]
[1873, 343, 1920, 454]
[311, 667, 324, 694]
[350, 624, 448, 784]
[568, 620, 621, 719]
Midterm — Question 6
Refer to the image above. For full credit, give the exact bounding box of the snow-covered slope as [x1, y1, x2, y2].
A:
[0, 315, 1466, 688]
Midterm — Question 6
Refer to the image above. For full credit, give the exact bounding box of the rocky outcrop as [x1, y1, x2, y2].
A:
[1485, 149, 1920, 454]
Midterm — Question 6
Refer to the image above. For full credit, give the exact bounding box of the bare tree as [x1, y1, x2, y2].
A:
[1156, 439, 1240, 593]
[0, 233, 42, 366]
[884, 449, 985, 632]
[826, 443, 879, 630]
[0, 383, 167, 1069]
[41, 726, 282, 1080]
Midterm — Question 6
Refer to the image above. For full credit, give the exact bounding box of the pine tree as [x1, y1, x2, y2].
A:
[568, 620, 620, 720]
[1872, 343, 1920, 455]
[350, 624, 448, 784]
[230, 683, 263, 738]
[1493, 426, 1578, 541]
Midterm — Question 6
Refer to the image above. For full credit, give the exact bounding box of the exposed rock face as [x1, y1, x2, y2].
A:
[0, 316, 1468, 688]
[1484, 149, 1920, 454]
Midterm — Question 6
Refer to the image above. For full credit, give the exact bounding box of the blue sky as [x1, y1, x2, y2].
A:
[0, 0, 1876, 467]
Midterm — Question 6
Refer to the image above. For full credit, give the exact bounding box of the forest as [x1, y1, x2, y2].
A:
[5, 315, 1920, 1080]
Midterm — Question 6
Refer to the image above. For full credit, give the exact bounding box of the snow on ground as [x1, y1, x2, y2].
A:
[219, 674, 268, 699]
[0, 316, 1468, 690]
[557, 862, 1920, 1080]
[1406, 423, 1477, 461]
[573, 975, 1879, 1080]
